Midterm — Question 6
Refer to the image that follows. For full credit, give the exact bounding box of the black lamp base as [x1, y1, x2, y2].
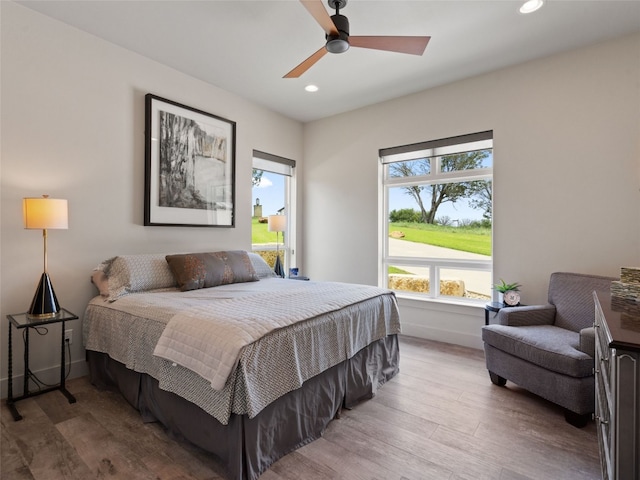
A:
[274, 254, 285, 278]
[29, 272, 60, 318]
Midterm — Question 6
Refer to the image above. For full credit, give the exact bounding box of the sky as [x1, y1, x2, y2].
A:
[252, 171, 285, 217]
[252, 171, 488, 223]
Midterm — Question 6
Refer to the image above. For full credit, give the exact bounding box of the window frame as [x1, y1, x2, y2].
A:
[379, 132, 493, 304]
[252, 150, 297, 270]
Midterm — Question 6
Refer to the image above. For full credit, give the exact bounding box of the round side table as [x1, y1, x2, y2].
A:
[484, 302, 505, 325]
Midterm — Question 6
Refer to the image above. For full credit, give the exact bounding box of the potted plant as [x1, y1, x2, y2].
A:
[493, 279, 522, 304]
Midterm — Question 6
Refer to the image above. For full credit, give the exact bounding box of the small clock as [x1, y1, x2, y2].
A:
[503, 290, 521, 306]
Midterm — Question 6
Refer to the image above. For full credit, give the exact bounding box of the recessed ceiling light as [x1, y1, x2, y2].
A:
[520, 0, 544, 14]
[305, 84, 319, 92]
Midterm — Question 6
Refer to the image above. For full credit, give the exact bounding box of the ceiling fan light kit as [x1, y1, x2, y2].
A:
[285, 0, 430, 78]
[325, 13, 350, 53]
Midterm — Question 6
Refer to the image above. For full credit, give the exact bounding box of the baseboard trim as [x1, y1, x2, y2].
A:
[0, 358, 88, 400]
[400, 323, 483, 350]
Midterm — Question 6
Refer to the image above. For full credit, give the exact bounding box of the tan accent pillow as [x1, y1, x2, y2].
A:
[91, 269, 110, 297]
[165, 250, 259, 291]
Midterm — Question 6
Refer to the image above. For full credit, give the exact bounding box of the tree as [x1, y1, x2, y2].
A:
[389, 208, 422, 223]
[252, 169, 264, 187]
[389, 150, 491, 224]
[388, 160, 431, 223]
[468, 179, 492, 220]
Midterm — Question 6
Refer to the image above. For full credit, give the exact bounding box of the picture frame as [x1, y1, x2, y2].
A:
[144, 94, 236, 227]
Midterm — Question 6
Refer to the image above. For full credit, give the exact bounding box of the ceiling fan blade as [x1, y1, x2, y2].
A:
[350, 36, 431, 55]
[300, 0, 338, 36]
[283, 46, 328, 78]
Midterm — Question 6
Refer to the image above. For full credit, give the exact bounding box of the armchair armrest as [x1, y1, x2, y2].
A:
[497, 304, 556, 326]
[578, 327, 595, 357]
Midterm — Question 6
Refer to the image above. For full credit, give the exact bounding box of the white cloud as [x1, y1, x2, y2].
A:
[256, 177, 273, 188]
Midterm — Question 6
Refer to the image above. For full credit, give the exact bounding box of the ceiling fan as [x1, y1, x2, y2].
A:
[284, 0, 430, 78]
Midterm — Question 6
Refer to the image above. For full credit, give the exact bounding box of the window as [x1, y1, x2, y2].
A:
[251, 150, 296, 272]
[380, 131, 493, 303]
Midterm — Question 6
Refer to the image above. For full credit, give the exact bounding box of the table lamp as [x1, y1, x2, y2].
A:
[267, 214, 286, 278]
[23, 195, 68, 318]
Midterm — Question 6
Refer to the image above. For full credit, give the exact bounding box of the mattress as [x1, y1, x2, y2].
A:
[83, 277, 401, 424]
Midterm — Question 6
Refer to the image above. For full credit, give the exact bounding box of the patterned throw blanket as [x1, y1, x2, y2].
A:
[153, 281, 392, 390]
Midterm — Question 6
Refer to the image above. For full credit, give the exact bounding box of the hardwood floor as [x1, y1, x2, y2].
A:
[1, 336, 601, 480]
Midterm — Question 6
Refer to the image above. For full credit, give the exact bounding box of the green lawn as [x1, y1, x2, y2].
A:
[253, 218, 491, 257]
[389, 266, 413, 274]
[252, 217, 280, 244]
[389, 222, 491, 256]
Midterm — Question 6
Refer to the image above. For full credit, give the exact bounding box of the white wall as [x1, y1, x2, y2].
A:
[2, 3, 638, 399]
[302, 33, 640, 348]
[0, 2, 303, 396]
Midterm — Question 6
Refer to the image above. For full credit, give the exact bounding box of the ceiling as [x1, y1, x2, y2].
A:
[17, 0, 640, 123]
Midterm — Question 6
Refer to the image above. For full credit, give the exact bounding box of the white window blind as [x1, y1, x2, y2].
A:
[253, 150, 295, 176]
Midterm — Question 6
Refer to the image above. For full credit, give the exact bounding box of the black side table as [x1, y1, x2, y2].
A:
[484, 302, 525, 325]
[484, 302, 504, 325]
[6, 308, 79, 421]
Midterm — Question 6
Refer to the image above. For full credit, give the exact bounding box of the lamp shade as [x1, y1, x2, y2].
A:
[267, 214, 286, 233]
[23, 197, 68, 230]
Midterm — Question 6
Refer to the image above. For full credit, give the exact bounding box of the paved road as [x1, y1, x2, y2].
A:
[388, 237, 492, 297]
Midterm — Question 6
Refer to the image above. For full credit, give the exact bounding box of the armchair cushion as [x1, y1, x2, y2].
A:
[497, 304, 556, 326]
[578, 327, 596, 357]
[482, 324, 593, 377]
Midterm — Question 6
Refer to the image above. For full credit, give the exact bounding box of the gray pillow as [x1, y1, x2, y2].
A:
[166, 250, 259, 291]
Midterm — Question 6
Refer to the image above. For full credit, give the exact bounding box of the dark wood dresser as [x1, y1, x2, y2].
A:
[593, 291, 640, 480]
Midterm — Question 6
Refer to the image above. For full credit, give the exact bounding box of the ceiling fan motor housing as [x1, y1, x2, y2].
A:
[326, 14, 350, 53]
[284, 0, 429, 78]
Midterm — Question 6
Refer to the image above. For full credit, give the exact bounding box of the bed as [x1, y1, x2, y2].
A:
[83, 251, 401, 480]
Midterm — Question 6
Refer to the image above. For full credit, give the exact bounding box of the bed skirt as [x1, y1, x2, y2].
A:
[86, 334, 399, 480]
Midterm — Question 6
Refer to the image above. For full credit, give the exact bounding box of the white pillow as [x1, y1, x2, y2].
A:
[102, 254, 177, 301]
[248, 252, 277, 279]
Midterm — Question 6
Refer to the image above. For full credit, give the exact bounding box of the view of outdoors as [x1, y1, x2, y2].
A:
[251, 169, 286, 266]
[252, 143, 493, 302]
[384, 147, 493, 302]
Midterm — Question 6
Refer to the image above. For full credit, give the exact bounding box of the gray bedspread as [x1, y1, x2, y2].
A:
[83, 278, 400, 424]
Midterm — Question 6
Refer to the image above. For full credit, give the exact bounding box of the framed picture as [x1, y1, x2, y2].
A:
[144, 94, 236, 227]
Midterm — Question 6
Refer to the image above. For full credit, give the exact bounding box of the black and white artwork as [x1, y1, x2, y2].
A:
[144, 94, 236, 227]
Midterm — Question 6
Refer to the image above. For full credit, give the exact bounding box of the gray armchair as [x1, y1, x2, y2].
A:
[482, 272, 617, 427]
